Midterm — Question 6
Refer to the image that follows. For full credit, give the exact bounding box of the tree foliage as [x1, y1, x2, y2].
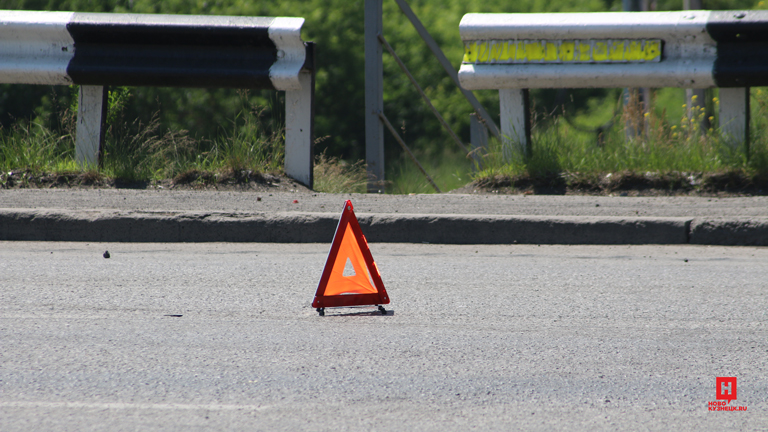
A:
[0, 0, 761, 163]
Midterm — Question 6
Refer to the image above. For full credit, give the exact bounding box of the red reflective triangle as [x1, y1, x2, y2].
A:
[312, 200, 390, 309]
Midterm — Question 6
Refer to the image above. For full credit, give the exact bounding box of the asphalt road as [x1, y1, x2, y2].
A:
[1, 242, 766, 431]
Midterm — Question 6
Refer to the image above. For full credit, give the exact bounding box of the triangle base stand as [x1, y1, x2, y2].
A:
[316, 305, 386, 317]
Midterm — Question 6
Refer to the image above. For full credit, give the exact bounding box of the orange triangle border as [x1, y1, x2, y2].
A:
[312, 200, 390, 309]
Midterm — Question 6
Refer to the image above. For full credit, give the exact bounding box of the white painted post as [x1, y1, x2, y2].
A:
[719, 87, 750, 149]
[75, 85, 107, 168]
[499, 88, 531, 159]
[284, 70, 314, 187]
[469, 113, 488, 170]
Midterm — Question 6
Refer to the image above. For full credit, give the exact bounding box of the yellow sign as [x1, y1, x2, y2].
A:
[463, 39, 662, 64]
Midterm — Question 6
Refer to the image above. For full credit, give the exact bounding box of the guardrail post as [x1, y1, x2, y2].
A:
[499, 89, 531, 159]
[285, 68, 314, 188]
[470, 113, 488, 170]
[719, 87, 750, 150]
[75, 85, 107, 168]
[365, 0, 385, 193]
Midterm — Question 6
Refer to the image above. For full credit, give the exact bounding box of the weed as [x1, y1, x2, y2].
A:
[4, 83, 768, 195]
[386, 147, 470, 194]
[0, 120, 74, 173]
[472, 88, 768, 194]
[313, 152, 367, 194]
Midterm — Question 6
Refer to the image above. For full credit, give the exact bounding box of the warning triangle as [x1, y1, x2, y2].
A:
[312, 200, 390, 310]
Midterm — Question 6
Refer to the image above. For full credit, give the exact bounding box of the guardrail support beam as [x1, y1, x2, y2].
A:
[75, 85, 107, 169]
[499, 89, 531, 159]
[285, 69, 314, 188]
[394, 0, 500, 140]
[719, 87, 750, 150]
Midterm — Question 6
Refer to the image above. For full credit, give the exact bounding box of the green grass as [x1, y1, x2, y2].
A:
[101, 97, 286, 182]
[0, 92, 287, 185]
[3, 87, 768, 195]
[0, 120, 76, 173]
[0, 95, 371, 193]
[386, 148, 471, 194]
[313, 153, 367, 193]
[472, 88, 768, 193]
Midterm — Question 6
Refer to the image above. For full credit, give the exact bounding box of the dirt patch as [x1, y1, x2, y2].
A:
[0, 169, 312, 193]
[3, 168, 766, 196]
[451, 170, 768, 197]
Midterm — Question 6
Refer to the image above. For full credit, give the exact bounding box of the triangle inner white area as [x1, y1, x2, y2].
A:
[342, 257, 356, 277]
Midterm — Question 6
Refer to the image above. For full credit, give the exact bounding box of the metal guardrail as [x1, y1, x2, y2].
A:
[0, 10, 315, 187]
[458, 10, 768, 155]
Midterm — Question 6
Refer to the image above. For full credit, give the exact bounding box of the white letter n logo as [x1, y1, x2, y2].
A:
[716, 377, 737, 402]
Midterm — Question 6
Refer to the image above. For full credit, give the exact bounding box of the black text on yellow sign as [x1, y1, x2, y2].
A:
[463, 39, 662, 64]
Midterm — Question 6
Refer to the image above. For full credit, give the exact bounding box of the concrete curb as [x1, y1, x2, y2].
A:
[3, 209, 767, 245]
[689, 217, 768, 246]
[359, 214, 691, 244]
